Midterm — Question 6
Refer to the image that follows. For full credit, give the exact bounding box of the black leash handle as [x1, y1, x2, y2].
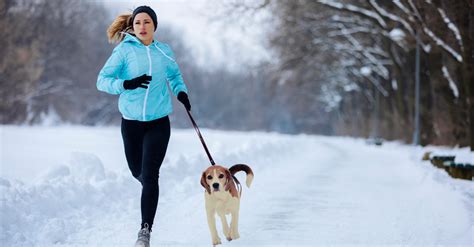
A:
[186, 110, 216, 166]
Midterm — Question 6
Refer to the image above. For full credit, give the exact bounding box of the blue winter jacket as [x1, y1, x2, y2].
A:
[97, 33, 188, 121]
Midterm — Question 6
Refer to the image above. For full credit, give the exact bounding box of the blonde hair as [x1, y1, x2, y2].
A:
[107, 13, 133, 43]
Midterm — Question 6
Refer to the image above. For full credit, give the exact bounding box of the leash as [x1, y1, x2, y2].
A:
[186, 110, 216, 166]
[186, 110, 244, 195]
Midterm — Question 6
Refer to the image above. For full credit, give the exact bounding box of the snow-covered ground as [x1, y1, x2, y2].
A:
[1, 125, 473, 246]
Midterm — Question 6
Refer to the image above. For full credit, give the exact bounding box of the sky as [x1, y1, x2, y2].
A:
[95, 0, 271, 71]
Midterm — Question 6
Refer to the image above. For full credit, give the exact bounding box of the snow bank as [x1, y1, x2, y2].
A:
[0, 152, 136, 246]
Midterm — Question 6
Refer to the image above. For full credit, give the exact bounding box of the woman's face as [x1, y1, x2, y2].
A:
[133, 13, 155, 45]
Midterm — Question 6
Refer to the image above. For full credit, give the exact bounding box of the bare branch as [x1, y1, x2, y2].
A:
[368, 0, 415, 37]
[316, 0, 387, 28]
[435, 7, 464, 51]
[423, 27, 463, 62]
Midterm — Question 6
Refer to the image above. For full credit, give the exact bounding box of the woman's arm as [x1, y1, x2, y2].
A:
[97, 47, 126, 95]
[163, 44, 188, 96]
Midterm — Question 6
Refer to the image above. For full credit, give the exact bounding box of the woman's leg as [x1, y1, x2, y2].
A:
[121, 118, 145, 183]
[140, 116, 171, 230]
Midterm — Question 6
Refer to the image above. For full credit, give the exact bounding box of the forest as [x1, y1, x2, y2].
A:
[1, 0, 472, 150]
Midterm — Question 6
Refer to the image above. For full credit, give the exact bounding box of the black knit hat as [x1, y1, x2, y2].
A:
[132, 6, 157, 31]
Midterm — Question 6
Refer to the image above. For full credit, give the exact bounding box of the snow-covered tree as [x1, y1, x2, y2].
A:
[216, 0, 472, 148]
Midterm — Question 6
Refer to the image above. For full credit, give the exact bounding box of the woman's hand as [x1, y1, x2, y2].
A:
[177, 92, 191, 111]
[123, 74, 152, 90]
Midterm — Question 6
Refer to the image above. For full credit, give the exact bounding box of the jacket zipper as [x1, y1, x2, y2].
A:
[143, 46, 152, 121]
[154, 43, 175, 62]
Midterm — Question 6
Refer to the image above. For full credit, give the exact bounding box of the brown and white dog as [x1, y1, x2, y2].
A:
[200, 164, 254, 246]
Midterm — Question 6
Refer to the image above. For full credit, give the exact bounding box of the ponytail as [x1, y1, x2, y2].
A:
[107, 13, 133, 43]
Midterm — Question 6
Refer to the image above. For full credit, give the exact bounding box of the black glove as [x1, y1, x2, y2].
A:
[123, 74, 151, 90]
[177, 92, 191, 111]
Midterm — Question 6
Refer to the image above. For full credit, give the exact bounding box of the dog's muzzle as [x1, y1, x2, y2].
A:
[212, 183, 219, 191]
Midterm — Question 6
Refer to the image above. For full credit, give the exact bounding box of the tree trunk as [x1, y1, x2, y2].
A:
[457, 0, 474, 150]
[468, 6, 474, 151]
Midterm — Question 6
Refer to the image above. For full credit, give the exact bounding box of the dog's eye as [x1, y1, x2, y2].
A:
[207, 175, 212, 180]
[218, 174, 224, 179]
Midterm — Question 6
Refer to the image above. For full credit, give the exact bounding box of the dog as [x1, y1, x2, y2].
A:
[200, 164, 254, 246]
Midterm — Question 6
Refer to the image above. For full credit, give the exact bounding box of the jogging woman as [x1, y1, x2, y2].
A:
[97, 6, 191, 247]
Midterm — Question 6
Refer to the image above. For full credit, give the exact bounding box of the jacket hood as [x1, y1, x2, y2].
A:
[122, 32, 155, 46]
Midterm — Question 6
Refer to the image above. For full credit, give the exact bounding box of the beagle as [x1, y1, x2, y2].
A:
[200, 164, 254, 246]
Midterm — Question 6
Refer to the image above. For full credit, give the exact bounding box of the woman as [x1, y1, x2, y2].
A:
[97, 6, 191, 247]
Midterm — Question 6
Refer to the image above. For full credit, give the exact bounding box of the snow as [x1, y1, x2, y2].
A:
[389, 28, 406, 42]
[391, 78, 398, 90]
[320, 84, 343, 112]
[360, 66, 372, 76]
[370, 0, 414, 37]
[335, 24, 390, 80]
[423, 27, 463, 63]
[442, 66, 459, 98]
[343, 83, 359, 92]
[1, 125, 473, 246]
[436, 7, 463, 51]
[367, 75, 389, 97]
[317, 0, 387, 28]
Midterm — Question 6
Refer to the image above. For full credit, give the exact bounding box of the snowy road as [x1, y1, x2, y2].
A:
[1, 126, 472, 246]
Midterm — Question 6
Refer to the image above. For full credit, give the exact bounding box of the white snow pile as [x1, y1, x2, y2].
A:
[0, 152, 136, 245]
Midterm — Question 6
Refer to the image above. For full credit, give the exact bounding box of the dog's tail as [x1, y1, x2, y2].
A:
[229, 164, 254, 188]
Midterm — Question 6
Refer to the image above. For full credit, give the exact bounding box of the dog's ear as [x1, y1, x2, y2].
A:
[224, 169, 233, 191]
[200, 172, 211, 194]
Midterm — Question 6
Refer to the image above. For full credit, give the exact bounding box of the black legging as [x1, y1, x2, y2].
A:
[121, 116, 170, 231]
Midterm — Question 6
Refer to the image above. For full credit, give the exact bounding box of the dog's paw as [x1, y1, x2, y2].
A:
[224, 229, 232, 241]
[230, 231, 240, 240]
[212, 237, 222, 245]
